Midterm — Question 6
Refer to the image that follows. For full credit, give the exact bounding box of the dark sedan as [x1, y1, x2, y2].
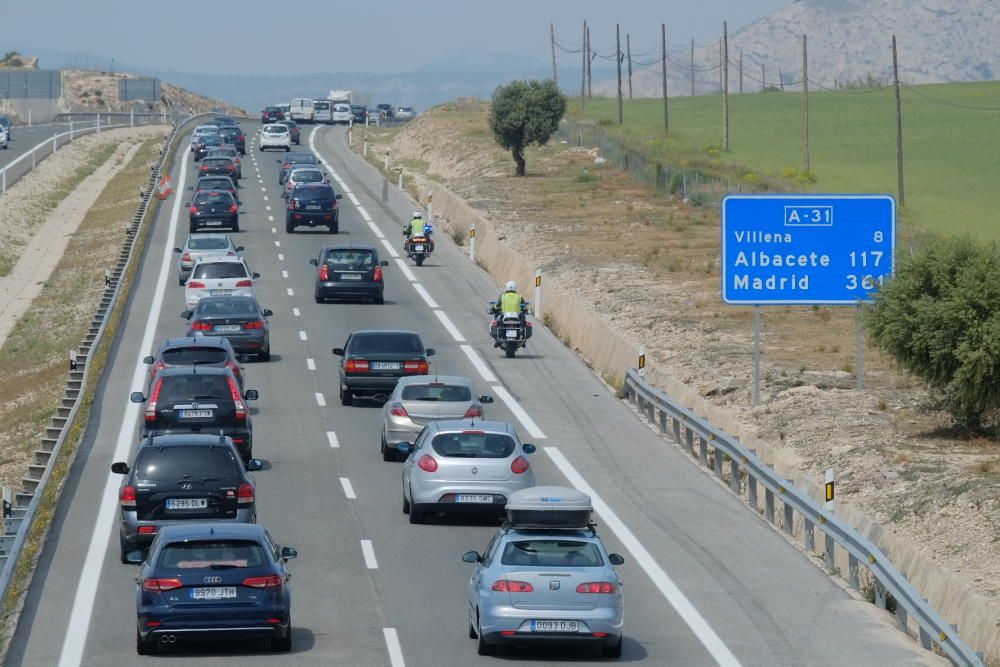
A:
[143, 336, 243, 389]
[218, 126, 247, 155]
[189, 176, 239, 202]
[286, 183, 341, 233]
[276, 120, 300, 145]
[183, 296, 273, 361]
[188, 191, 239, 233]
[333, 330, 434, 405]
[134, 524, 296, 655]
[192, 134, 225, 161]
[198, 157, 239, 186]
[310, 245, 387, 303]
[277, 152, 316, 184]
[350, 105, 367, 123]
[261, 106, 284, 123]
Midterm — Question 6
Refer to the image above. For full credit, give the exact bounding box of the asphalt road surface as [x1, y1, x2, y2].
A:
[6, 123, 935, 667]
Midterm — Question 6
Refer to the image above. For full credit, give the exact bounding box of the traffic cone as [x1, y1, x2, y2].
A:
[158, 175, 173, 200]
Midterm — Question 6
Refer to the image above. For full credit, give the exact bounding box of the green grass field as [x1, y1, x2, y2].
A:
[569, 81, 1000, 239]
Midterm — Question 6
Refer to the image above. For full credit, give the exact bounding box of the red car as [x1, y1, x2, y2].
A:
[261, 106, 285, 123]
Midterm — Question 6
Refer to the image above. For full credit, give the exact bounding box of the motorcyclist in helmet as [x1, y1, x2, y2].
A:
[489, 281, 531, 345]
[403, 211, 434, 251]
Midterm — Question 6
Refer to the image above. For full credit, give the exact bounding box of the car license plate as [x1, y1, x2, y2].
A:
[306, 205, 322, 211]
[370, 361, 401, 371]
[531, 620, 579, 633]
[505, 329, 519, 339]
[214, 324, 241, 332]
[413, 244, 425, 252]
[340, 273, 362, 280]
[205, 220, 223, 226]
[190, 586, 237, 600]
[166, 498, 208, 510]
[455, 494, 493, 504]
[180, 409, 213, 419]
[211, 289, 232, 296]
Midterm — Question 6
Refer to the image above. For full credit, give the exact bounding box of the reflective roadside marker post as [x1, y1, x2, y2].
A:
[824, 467, 835, 572]
[469, 224, 476, 262]
[427, 192, 433, 224]
[638, 346, 647, 378]
[534, 270, 542, 323]
[383, 149, 390, 171]
[363, 136, 368, 157]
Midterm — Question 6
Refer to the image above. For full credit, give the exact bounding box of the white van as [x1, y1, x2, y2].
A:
[332, 103, 353, 125]
[313, 100, 332, 124]
[289, 98, 314, 124]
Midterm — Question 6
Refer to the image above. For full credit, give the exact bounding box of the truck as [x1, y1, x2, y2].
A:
[328, 90, 371, 108]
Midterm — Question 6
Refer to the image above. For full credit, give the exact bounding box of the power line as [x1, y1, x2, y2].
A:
[666, 53, 720, 72]
[901, 84, 1000, 111]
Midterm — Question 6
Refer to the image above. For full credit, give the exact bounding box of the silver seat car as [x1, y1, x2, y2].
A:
[399, 420, 536, 523]
[462, 486, 625, 658]
[381, 375, 493, 461]
[174, 234, 242, 285]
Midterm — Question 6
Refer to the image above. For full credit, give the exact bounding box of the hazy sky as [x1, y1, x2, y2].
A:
[5, 0, 790, 75]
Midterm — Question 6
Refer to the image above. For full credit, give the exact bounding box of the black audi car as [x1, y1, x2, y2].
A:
[183, 296, 273, 361]
[188, 191, 239, 233]
[333, 330, 434, 406]
[310, 244, 387, 303]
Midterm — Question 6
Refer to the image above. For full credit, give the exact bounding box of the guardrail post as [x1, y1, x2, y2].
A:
[729, 457, 739, 494]
[671, 418, 680, 444]
[684, 426, 694, 455]
[699, 436, 708, 467]
[97, 113, 101, 134]
[765, 487, 775, 524]
[783, 501, 794, 536]
[2, 169, 6, 194]
[69, 119, 74, 140]
[397, 168, 403, 190]
[383, 149, 390, 171]
[874, 579, 887, 608]
[918, 625, 932, 651]
[847, 553, 859, 590]
[52, 135, 57, 155]
[713, 444, 723, 478]
[824, 533, 835, 573]
[747, 451, 758, 509]
[896, 603, 908, 632]
[363, 136, 368, 157]
[658, 405, 667, 434]
[804, 518, 814, 552]
[31, 147, 36, 170]
[27, 110, 31, 127]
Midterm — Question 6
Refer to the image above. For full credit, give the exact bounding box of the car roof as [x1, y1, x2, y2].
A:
[396, 375, 473, 388]
[289, 166, 322, 173]
[159, 336, 233, 350]
[427, 419, 515, 435]
[351, 328, 421, 337]
[322, 244, 378, 253]
[156, 523, 266, 542]
[192, 255, 244, 264]
[283, 152, 314, 161]
[503, 528, 601, 541]
[292, 183, 331, 191]
[186, 232, 231, 239]
[154, 365, 232, 377]
[195, 295, 259, 306]
[140, 433, 236, 448]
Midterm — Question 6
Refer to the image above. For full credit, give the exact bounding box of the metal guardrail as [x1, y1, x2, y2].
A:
[623, 368, 983, 666]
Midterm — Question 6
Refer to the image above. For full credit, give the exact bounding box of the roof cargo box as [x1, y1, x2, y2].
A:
[506, 486, 592, 528]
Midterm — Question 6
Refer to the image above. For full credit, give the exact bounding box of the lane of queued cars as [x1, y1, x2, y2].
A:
[117, 117, 626, 660]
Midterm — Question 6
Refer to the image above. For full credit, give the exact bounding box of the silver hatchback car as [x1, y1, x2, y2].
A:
[462, 486, 625, 658]
[381, 375, 494, 461]
[174, 234, 243, 285]
[399, 420, 536, 523]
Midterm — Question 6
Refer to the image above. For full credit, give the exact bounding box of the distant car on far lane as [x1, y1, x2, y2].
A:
[276, 120, 301, 145]
[261, 106, 284, 123]
[311, 244, 388, 303]
[187, 190, 240, 233]
[376, 103, 394, 119]
[396, 107, 416, 120]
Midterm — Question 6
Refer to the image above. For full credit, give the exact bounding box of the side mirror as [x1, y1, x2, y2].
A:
[173, 247, 182, 253]
[126, 550, 145, 564]
[462, 551, 481, 564]
[129, 392, 146, 404]
[252, 272, 261, 279]
[397, 442, 412, 455]
[244, 389, 259, 401]
[332, 347, 345, 356]
[186, 186, 193, 191]
[236, 246, 245, 252]
[262, 309, 273, 317]
[245, 458, 263, 471]
[281, 546, 298, 561]
[479, 395, 494, 404]
[608, 553, 625, 566]
[522, 443, 537, 454]
[425, 349, 436, 357]
[309, 258, 318, 266]
[142, 355, 155, 365]
[380, 260, 389, 267]
[181, 310, 192, 319]
[336, 194, 343, 199]
[111, 462, 129, 474]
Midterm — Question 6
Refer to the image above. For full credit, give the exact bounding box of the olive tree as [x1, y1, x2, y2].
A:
[489, 80, 566, 176]
[863, 236, 1000, 431]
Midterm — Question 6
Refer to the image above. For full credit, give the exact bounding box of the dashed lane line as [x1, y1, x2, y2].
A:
[394, 259, 416, 282]
[360, 540, 378, 569]
[326, 431, 339, 448]
[412, 283, 438, 309]
[306, 358, 316, 371]
[315, 392, 326, 407]
[339, 477, 356, 499]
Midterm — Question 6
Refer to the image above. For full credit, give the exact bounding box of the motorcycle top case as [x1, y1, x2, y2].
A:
[505, 486, 592, 528]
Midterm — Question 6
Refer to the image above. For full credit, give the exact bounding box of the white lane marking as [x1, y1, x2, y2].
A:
[347, 192, 360, 206]
[367, 219, 385, 239]
[544, 447, 741, 667]
[434, 310, 465, 342]
[287, 288, 294, 296]
[299, 330, 308, 341]
[380, 239, 400, 258]
[263, 195, 269, 202]
[327, 431, 339, 448]
[491, 385, 547, 439]
[58, 151, 191, 667]
[412, 283, 439, 308]
[356, 206, 372, 222]
[383, 628, 406, 667]
[394, 258, 416, 282]
[306, 358, 316, 371]
[260, 187, 266, 192]
[281, 270, 289, 279]
[460, 345, 498, 383]
[278, 253, 284, 261]
[339, 477, 356, 499]
[266, 205, 271, 211]
[361, 540, 378, 569]
[293, 307, 301, 317]
[275, 240, 281, 247]
[315, 392, 326, 407]
[272, 227, 277, 234]
[268, 215, 274, 222]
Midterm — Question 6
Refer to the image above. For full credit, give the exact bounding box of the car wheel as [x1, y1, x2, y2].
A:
[119, 533, 130, 564]
[374, 295, 385, 305]
[284, 146, 290, 152]
[286, 222, 294, 233]
[408, 499, 426, 524]
[271, 625, 292, 652]
[259, 348, 271, 362]
[233, 222, 240, 232]
[136, 629, 157, 655]
[314, 294, 323, 304]
[178, 277, 185, 287]
[476, 617, 495, 655]
[602, 635, 623, 658]
[189, 225, 197, 234]
[329, 224, 338, 234]
[468, 619, 477, 639]
[402, 490, 410, 514]
[340, 385, 353, 406]
[381, 435, 395, 462]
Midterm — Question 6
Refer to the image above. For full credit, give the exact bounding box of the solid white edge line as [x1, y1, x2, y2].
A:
[360, 540, 378, 569]
[490, 385, 546, 439]
[412, 283, 439, 308]
[339, 477, 356, 499]
[306, 358, 316, 371]
[380, 239, 400, 258]
[347, 192, 360, 206]
[356, 206, 373, 222]
[434, 310, 465, 342]
[326, 431, 339, 448]
[383, 628, 406, 667]
[543, 446, 742, 667]
[315, 392, 326, 407]
[394, 258, 417, 282]
[366, 219, 385, 239]
[58, 146, 192, 667]
[459, 345, 498, 383]
[299, 330, 308, 341]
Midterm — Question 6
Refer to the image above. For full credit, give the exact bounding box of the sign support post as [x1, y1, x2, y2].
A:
[753, 306, 761, 405]
[856, 304, 864, 389]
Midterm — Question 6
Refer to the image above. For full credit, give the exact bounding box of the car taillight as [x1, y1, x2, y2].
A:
[186, 281, 206, 288]
[463, 405, 484, 419]
[243, 320, 265, 329]
[237, 482, 255, 504]
[226, 165, 234, 171]
[189, 206, 199, 215]
[388, 402, 408, 418]
[235, 279, 253, 287]
[243, 575, 282, 589]
[145, 378, 162, 422]
[373, 266, 383, 282]
[417, 454, 438, 473]
[181, 252, 191, 263]
[199, 165, 208, 172]
[404, 360, 429, 374]
[143, 578, 183, 592]
[238, 134, 245, 141]
[229, 204, 238, 214]
[137, 525, 157, 535]
[190, 321, 213, 331]
[344, 359, 369, 374]
[318, 264, 329, 281]
[289, 199, 297, 210]
[227, 376, 246, 419]
[577, 582, 617, 594]
[120, 484, 137, 508]
[511, 456, 530, 474]
[492, 580, 533, 593]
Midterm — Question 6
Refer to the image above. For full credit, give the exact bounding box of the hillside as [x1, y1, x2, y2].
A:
[601, 0, 1000, 97]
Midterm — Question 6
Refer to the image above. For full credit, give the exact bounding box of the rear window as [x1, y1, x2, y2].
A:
[196, 179, 232, 191]
[135, 446, 239, 482]
[196, 299, 258, 317]
[264, 126, 286, 134]
[192, 262, 247, 279]
[314, 101, 330, 110]
[187, 237, 229, 250]
[159, 541, 266, 569]
[194, 193, 234, 206]
[324, 249, 375, 270]
[334, 104, 350, 112]
[158, 374, 231, 402]
[161, 347, 228, 365]
[401, 384, 471, 402]
[430, 432, 515, 459]
[202, 159, 231, 168]
[286, 154, 315, 164]
[294, 186, 333, 201]
[500, 540, 604, 567]
[348, 333, 423, 355]
[291, 170, 323, 183]
[203, 136, 223, 145]
[265, 107, 279, 112]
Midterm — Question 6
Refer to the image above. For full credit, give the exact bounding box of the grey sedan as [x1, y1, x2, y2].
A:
[399, 420, 536, 524]
[381, 375, 493, 461]
[182, 295, 272, 361]
[174, 234, 242, 285]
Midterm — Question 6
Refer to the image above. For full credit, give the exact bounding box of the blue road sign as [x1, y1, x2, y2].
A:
[721, 195, 895, 305]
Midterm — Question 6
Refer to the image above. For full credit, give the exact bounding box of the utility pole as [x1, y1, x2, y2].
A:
[581, 20, 587, 107]
[616, 24, 624, 124]
[802, 34, 810, 173]
[661, 23, 669, 133]
[586, 25, 593, 99]
[550, 23, 558, 85]
[626, 33, 633, 99]
[719, 39, 723, 93]
[739, 48, 744, 93]
[722, 21, 729, 152]
[892, 34, 905, 206]
[778, 66, 785, 91]
[761, 64, 766, 92]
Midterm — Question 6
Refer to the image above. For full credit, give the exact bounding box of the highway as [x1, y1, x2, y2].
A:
[0, 120, 104, 187]
[5, 123, 934, 666]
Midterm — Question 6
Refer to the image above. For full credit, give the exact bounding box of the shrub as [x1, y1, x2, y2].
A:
[863, 236, 1000, 431]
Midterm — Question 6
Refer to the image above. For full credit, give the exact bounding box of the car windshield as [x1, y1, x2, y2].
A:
[401, 384, 471, 402]
[159, 540, 266, 569]
[314, 102, 329, 109]
[291, 170, 323, 183]
[431, 432, 514, 458]
[348, 333, 422, 355]
[158, 374, 231, 402]
[500, 540, 604, 567]
[286, 154, 314, 164]
[192, 262, 247, 279]
[194, 193, 234, 206]
[325, 249, 374, 270]
[135, 446, 238, 482]
[204, 136, 223, 145]
[196, 299, 259, 317]
[160, 346, 228, 365]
